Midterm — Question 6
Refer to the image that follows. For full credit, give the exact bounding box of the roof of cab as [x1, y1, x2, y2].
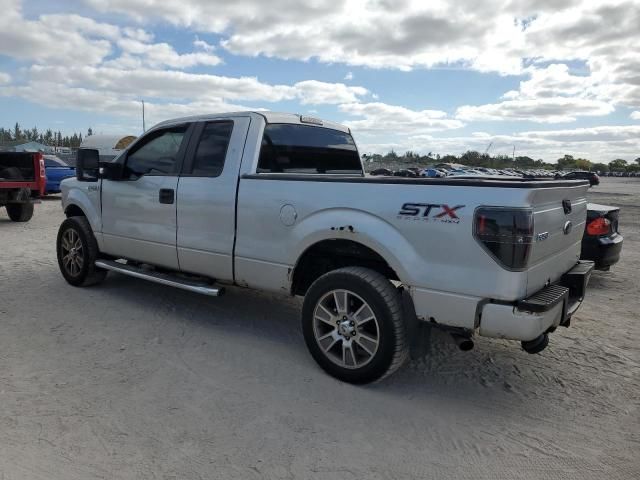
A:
[153, 111, 350, 134]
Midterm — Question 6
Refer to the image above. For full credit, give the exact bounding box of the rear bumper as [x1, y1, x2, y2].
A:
[581, 233, 623, 270]
[479, 261, 594, 341]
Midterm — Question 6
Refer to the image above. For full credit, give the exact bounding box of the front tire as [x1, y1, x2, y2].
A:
[6, 203, 34, 222]
[57, 216, 107, 287]
[302, 267, 408, 384]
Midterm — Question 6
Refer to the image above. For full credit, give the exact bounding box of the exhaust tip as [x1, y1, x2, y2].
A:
[521, 334, 549, 354]
[451, 333, 474, 351]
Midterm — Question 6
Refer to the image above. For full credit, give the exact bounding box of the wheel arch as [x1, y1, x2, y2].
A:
[62, 186, 101, 236]
[291, 239, 400, 296]
[287, 208, 419, 296]
[64, 203, 86, 218]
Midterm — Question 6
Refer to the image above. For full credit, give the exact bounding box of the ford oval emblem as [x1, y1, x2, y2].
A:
[563, 221, 573, 235]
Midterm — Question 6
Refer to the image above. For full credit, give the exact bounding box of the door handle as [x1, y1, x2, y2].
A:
[159, 188, 174, 204]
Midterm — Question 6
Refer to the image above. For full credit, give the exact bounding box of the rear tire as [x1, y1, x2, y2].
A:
[302, 267, 408, 384]
[6, 203, 34, 222]
[57, 216, 107, 287]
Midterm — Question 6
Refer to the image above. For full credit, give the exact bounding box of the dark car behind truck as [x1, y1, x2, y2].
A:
[561, 171, 600, 186]
[0, 152, 46, 222]
[581, 203, 623, 270]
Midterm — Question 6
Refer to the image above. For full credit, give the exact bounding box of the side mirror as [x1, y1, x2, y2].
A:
[100, 162, 125, 181]
[76, 148, 100, 182]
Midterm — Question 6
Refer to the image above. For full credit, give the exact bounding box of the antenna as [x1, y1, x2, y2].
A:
[141, 100, 146, 132]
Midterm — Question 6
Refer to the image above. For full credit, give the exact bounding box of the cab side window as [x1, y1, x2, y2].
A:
[126, 126, 187, 176]
[191, 121, 234, 177]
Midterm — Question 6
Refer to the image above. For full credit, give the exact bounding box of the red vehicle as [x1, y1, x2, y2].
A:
[0, 152, 47, 222]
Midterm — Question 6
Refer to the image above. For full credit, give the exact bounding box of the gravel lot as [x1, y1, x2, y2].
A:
[1, 178, 638, 480]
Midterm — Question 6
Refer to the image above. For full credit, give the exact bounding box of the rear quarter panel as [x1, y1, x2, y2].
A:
[235, 178, 545, 300]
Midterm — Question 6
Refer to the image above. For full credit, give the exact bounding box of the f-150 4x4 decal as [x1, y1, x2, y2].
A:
[397, 203, 465, 223]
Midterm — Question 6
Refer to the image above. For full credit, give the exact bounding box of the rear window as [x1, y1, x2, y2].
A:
[257, 124, 361, 174]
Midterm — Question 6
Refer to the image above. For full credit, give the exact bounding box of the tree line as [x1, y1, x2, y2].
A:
[0, 123, 94, 149]
[363, 150, 640, 173]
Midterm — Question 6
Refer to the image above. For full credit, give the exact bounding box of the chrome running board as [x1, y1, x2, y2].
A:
[95, 259, 224, 297]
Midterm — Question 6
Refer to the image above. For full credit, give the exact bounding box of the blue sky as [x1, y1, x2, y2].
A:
[1, 0, 639, 162]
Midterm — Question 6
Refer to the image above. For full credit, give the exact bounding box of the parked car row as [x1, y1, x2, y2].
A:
[369, 166, 553, 178]
[369, 167, 604, 186]
[599, 171, 640, 177]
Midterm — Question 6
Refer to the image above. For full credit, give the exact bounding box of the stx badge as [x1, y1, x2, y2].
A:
[398, 203, 465, 223]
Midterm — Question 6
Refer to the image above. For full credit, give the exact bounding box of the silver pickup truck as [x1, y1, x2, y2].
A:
[58, 112, 593, 383]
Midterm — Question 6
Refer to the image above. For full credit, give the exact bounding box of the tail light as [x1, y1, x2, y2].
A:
[37, 152, 45, 179]
[586, 217, 611, 236]
[36, 152, 46, 195]
[474, 208, 533, 270]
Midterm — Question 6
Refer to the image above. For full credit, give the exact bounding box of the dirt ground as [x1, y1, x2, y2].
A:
[0, 178, 638, 480]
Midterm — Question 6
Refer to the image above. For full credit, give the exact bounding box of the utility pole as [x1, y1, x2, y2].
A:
[141, 100, 146, 132]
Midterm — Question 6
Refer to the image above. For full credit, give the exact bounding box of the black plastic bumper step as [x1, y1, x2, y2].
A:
[517, 284, 569, 313]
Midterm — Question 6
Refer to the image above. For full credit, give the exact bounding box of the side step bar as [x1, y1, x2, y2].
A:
[95, 260, 224, 297]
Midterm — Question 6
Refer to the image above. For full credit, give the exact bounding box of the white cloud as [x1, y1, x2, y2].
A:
[0, 2, 112, 65]
[0, 2, 219, 69]
[0, 72, 10, 84]
[20, 65, 368, 106]
[503, 64, 598, 100]
[194, 37, 216, 52]
[456, 97, 614, 123]
[340, 102, 464, 134]
[631, 111, 640, 120]
[81, 0, 640, 113]
[0, 1, 370, 121]
[113, 37, 222, 68]
[344, 72, 353, 81]
[293, 80, 368, 105]
[0, 80, 253, 127]
[122, 27, 155, 43]
[85, 0, 527, 74]
[457, 63, 618, 123]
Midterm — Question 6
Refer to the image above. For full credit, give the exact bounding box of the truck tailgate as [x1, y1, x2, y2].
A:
[526, 182, 589, 296]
